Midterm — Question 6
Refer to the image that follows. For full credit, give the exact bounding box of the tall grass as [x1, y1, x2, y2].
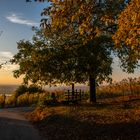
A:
[97, 77, 140, 99]
[0, 77, 140, 108]
[0, 91, 65, 108]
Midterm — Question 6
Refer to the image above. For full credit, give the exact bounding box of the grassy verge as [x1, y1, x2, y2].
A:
[26, 96, 140, 140]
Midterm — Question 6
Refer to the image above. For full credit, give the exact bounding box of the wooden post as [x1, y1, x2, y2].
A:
[75, 89, 77, 100]
[72, 83, 74, 101]
[79, 90, 82, 101]
[68, 90, 70, 102]
[3, 94, 6, 108]
[129, 78, 133, 95]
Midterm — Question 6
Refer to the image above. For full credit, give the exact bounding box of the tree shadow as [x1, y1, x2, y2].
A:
[36, 114, 140, 140]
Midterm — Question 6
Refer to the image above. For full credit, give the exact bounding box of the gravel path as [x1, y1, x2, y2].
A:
[0, 107, 42, 140]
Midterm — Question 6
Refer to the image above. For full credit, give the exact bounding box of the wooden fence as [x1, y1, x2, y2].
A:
[63, 89, 83, 104]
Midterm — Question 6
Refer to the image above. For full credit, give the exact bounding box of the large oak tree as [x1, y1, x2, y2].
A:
[39, 0, 125, 102]
[12, 28, 113, 102]
[13, 0, 130, 102]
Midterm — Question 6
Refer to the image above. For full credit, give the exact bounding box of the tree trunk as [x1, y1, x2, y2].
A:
[72, 83, 75, 100]
[89, 75, 96, 103]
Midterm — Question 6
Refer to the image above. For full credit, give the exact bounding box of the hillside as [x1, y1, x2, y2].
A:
[27, 95, 140, 140]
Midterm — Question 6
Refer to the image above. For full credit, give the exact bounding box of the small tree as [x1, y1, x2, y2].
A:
[15, 84, 43, 98]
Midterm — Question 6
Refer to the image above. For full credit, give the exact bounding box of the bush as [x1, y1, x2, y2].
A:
[15, 85, 28, 97]
[5, 91, 63, 107]
[28, 93, 40, 105]
[16, 93, 29, 106]
[15, 84, 44, 98]
[5, 94, 17, 107]
[0, 94, 6, 108]
[28, 85, 44, 94]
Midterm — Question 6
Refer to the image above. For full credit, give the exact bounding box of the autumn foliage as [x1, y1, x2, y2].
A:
[113, 0, 140, 50]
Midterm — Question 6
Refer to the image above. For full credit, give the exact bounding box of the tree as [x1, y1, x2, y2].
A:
[39, 0, 126, 102]
[0, 62, 7, 69]
[113, 0, 140, 49]
[12, 28, 113, 102]
[13, 0, 127, 102]
[11, 29, 51, 85]
[113, 0, 140, 73]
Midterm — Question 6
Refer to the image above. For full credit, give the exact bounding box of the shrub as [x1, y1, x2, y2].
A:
[16, 93, 29, 106]
[15, 85, 28, 97]
[28, 93, 40, 105]
[28, 85, 44, 94]
[5, 94, 17, 107]
[15, 84, 44, 98]
[0, 94, 6, 108]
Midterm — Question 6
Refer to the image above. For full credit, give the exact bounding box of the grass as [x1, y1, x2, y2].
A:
[26, 95, 140, 140]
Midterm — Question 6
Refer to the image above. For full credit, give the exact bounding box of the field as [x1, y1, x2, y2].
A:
[26, 94, 140, 140]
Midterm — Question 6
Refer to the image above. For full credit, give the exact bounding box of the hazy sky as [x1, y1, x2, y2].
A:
[0, 0, 139, 85]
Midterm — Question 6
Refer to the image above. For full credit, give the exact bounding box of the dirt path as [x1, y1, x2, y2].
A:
[0, 107, 42, 140]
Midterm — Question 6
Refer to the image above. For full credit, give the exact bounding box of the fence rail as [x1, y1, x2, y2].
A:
[62, 89, 85, 104]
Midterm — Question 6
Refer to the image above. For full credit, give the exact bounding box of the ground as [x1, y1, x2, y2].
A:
[0, 107, 42, 140]
[27, 95, 140, 140]
[1, 95, 140, 140]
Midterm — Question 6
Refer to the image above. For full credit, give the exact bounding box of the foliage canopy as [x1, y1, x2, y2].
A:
[113, 0, 140, 49]
[12, 0, 138, 102]
[113, 0, 140, 73]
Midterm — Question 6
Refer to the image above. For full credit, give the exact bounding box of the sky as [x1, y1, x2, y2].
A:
[0, 0, 140, 85]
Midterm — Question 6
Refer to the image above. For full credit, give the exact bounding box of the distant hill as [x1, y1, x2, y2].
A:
[44, 84, 89, 92]
[0, 85, 19, 94]
[0, 84, 89, 94]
